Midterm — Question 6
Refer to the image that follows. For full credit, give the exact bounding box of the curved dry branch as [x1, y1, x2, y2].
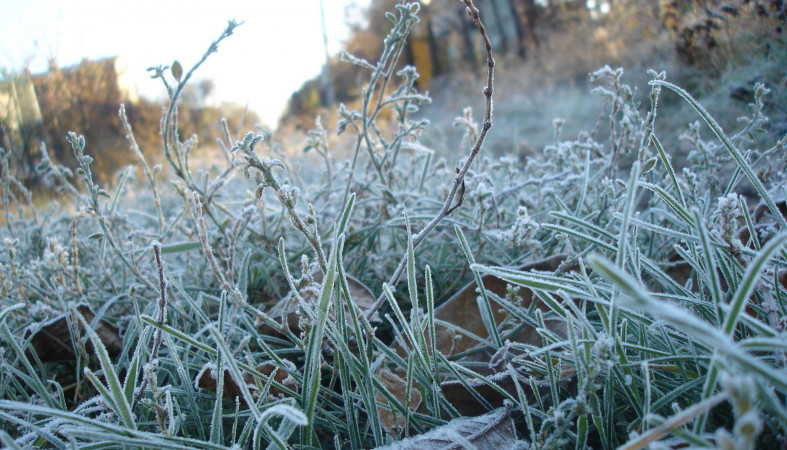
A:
[366, 0, 496, 319]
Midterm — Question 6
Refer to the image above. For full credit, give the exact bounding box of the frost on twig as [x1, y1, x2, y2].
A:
[232, 132, 328, 271]
[366, 0, 496, 319]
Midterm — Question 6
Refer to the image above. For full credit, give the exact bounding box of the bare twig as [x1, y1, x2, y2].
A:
[119, 104, 165, 234]
[133, 242, 169, 406]
[146, 21, 241, 233]
[339, 6, 422, 209]
[65, 133, 157, 292]
[151, 242, 168, 360]
[232, 134, 328, 271]
[191, 191, 248, 307]
[366, 0, 495, 319]
[157, 20, 240, 180]
[70, 214, 82, 296]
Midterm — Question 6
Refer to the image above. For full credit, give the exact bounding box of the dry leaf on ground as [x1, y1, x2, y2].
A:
[392, 254, 575, 415]
[259, 268, 379, 336]
[25, 304, 122, 362]
[375, 368, 423, 437]
[427, 265, 568, 368]
[195, 361, 297, 405]
[375, 403, 523, 450]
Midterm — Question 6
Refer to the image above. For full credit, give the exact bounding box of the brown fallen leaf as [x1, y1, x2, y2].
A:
[25, 304, 122, 362]
[259, 268, 379, 336]
[427, 269, 568, 371]
[195, 361, 296, 405]
[439, 363, 576, 417]
[375, 403, 523, 450]
[395, 254, 571, 364]
[390, 254, 575, 416]
[376, 368, 423, 437]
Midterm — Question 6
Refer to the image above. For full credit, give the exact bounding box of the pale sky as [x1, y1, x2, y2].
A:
[0, 0, 370, 126]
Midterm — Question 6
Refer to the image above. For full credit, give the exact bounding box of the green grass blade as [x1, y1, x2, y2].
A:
[692, 208, 723, 325]
[1, 323, 60, 409]
[83, 367, 123, 419]
[337, 192, 356, 235]
[210, 350, 225, 444]
[651, 134, 686, 208]
[140, 315, 215, 353]
[74, 309, 136, 430]
[109, 166, 132, 215]
[405, 214, 425, 349]
[302, 232, 343, 444]
[0, 303, 24, 326]
[723, 232, 787, 335]
[124, 325, 152, 404]
[0, 410, 67, 448]
[208, 325, 260, 421]
[1, 400, 220, 448]
[651, 79, 787, 230]
[0, 430, 24, 450]
[159, 241, 202, 254]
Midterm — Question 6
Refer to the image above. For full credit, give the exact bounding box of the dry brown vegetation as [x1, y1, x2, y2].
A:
[281, 0, 785, 159]
[2, 58, 259, 192]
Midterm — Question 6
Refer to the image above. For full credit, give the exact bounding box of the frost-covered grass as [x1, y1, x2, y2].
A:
[1, 1, 787, 449]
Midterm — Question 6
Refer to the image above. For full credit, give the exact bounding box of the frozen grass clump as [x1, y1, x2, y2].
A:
[1, 1, 786, 448]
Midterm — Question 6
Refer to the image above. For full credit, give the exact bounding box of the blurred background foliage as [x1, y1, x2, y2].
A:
[1, 57, 258, 192]
[285, 0, 785, 136]
[1, 0, 785, 192]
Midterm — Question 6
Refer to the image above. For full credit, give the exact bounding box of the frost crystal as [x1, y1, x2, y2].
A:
[508, 206, 539, 248]
[712, 193, 744, 253]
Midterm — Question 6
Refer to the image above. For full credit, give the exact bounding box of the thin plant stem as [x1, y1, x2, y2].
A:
[366, 0, 496, 319]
